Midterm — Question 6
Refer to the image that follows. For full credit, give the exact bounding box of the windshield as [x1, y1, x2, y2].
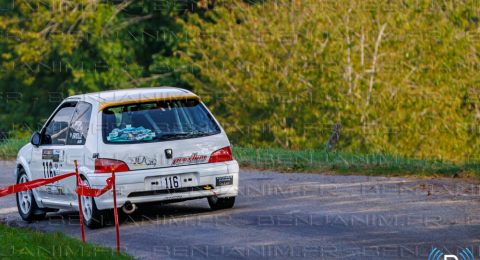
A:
[102, 99, 221, 143]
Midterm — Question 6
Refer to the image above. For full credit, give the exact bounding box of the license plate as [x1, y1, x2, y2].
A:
[145, 174, 196, 190]
[216, 176, 233, 186]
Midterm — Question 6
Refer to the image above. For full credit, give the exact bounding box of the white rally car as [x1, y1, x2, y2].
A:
[15, 87, 239, 228]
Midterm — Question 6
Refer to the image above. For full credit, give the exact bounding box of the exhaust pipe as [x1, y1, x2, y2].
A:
[122, 201, 137, 214]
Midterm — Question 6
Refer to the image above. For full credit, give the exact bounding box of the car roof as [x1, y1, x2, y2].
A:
[65, 87, 198, 108]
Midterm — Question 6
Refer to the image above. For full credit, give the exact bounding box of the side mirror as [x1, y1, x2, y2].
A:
[30, 132, 41, 146]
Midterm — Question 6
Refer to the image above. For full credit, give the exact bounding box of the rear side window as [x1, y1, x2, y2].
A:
[102, 99, 221, 143]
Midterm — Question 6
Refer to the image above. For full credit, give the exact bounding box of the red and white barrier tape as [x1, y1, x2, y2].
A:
[0, 172, 76, 197]
[0, 161, 121, 255]
[75, 177, 113, 197]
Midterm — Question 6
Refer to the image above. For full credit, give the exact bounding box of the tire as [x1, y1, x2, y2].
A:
[80, 179, 109, 229]
[208, 196, 235, 210]
[16, 169, 46, 221]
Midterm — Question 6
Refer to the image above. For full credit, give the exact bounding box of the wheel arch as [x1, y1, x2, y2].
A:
[15, 158, 32, 179]
[15, 163, 24, 176]
[15, 158, 46, 208]
[77, 165, 93, 182]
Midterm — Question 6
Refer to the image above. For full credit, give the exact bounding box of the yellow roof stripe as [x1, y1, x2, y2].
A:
[98, 95, 199, 111]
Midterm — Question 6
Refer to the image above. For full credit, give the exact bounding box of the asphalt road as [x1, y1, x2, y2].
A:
[1, 160, 480, 259]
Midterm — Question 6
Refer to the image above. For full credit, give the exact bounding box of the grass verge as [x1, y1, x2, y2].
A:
[0, 138, 29, 160]
[0, 224, 131, 259]
[1, 138, 478, 177]
[233, 147, 480, 178]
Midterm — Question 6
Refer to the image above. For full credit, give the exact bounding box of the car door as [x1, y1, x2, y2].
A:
[30, 102, 77, 203]
[62, 101, 93, 201]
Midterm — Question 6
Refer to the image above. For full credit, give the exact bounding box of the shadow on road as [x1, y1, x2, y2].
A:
[35, 202, 214, 228]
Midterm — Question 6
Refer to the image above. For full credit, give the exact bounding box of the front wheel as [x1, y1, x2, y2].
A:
[16, 170, 46, 221]
[208, 196, 235, 210]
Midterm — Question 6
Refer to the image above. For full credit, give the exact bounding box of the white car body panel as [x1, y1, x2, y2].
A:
[15, 87, 239, 211]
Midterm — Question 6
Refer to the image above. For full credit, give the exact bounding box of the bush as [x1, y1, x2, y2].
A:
[178, 0, 480, 162]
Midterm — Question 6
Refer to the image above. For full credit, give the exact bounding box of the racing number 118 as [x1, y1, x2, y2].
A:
[42, 161, 56, 178]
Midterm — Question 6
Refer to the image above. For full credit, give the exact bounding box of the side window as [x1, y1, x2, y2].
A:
[67, 102, 92, 145]
[43, 104, 76, 145]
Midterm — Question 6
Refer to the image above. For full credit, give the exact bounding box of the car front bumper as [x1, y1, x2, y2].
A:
[87, 161, 239, 210]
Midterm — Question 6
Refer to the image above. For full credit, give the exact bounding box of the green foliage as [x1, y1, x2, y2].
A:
[0, 0, 203, 134]
[0, 0, 478, 164]
[178, 0, 480, 162]
[0, 137, 28, 158]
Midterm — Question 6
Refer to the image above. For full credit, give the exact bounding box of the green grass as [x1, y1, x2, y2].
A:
[1, 138, 478, 177]
[0, 138, 29, 160]
[233, 147, 480, 178]
[0, 224, 131, 259]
